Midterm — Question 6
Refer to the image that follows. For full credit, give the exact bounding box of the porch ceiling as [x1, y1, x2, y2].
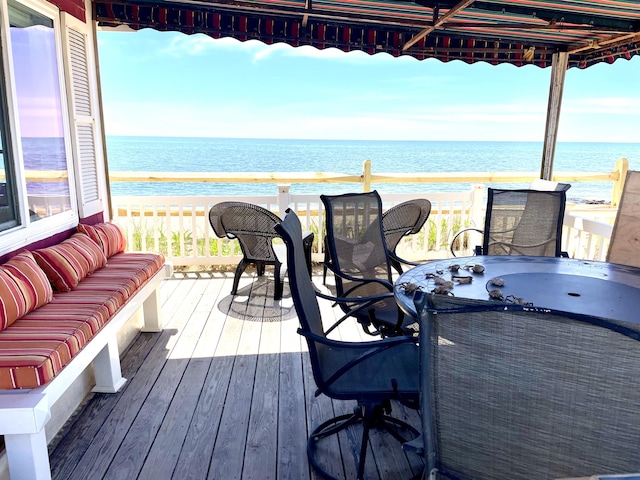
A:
[94, 0, 640, 68]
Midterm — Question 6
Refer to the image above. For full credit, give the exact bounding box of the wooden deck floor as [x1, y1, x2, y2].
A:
[48, 270, 423, 480]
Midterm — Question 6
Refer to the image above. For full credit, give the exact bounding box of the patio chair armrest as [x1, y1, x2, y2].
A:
[324, 263, 394, 291]
[316, 290, 396, 335]
[297, 327, 417, 349]
[388, 251, 421, 268]
[315, 290, 394, 305]
[450, 227, 484, 257]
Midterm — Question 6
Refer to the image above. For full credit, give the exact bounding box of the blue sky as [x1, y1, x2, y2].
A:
[97, 29, 640, 142]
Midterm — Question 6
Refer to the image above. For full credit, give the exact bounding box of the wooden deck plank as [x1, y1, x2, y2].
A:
[172, 278, 238, 479]
[136, 275, 228, 479]
[242, 284, 281, 480]
[46, 272, 425, 480]
[103, 276, 211, 479]
[206, 279, 265, 479]
[62, 277, 203, 479]
[277, 315, 310, 480]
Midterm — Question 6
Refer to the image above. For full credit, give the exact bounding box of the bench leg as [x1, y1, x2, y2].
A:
[92, 337, 127, 393]
[140, 287, 163, 332]
[5, 430, 52, 480]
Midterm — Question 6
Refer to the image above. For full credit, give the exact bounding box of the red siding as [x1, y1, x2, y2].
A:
[48, 0, 86, 21]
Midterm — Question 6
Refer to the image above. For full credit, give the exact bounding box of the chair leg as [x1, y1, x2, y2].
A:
[307, 403, 421, 480]
[323, 237, 330, 285]
[390, 257, 404, 275]
[274, 262, 283, 300]
[231, 259, 250, 295]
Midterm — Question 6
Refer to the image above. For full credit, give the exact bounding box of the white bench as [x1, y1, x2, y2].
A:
[0, 262, 172, 480]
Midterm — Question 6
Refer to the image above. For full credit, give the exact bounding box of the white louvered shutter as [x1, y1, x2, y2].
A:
[61, 13, 106, 218]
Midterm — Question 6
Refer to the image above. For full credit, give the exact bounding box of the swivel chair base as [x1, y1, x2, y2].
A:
[308, 401, 421, 480]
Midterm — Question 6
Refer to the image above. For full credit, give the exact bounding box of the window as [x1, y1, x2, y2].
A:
[9, 0, 72, 223]
[0, 84, 19, 230]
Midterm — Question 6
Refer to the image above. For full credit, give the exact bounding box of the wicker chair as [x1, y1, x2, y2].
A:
[276, 209, 420, 480]
[321, 191, 415, 336]
[413, 291, 640, 480]
[209, 202, 289, 299]
[450, 187, 569, 257]
[382, 198, 431, 274]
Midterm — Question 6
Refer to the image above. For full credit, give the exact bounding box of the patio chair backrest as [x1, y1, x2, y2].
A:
[414, 291, 640, 480]
[209, 201, 281, 263]
[320, 191, 407, 336]
[483, 188, 567, 256]
[607, 170, 640, 268]
[382, 198, 431, 273]
[321, 191, 391, 286]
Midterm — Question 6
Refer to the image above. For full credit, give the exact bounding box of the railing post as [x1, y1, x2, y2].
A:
[469, 184, 485, 228]
[611, 157, 629, 207]
[362, 160, 371, 192]
[277, 184, 291, 216]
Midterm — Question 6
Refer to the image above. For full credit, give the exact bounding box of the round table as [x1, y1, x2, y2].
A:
[394, 256, 640, 325]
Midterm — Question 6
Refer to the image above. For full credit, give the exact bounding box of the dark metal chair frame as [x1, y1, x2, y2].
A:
[276, 209, 421, 480]
[382, 198, 432, 274]
[413, 291, 640, 480]
[321, 191, 416, 336]
[450, 187, 568, 257]
[323, 196, 431, 281]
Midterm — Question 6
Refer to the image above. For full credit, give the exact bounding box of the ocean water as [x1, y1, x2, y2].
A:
[105, 136, 640, 203]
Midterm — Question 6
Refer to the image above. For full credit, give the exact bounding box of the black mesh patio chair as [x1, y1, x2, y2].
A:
[413, 291, 640, 480]
[382, 198, 431, 274]
[321, 191, 415, 337]
[450, 187, 569, 257]
[209, 201, 316, 300]
[276, 209, 421, 480]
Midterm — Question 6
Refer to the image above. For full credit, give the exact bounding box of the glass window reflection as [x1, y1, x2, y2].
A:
[9, 0, 71, 221]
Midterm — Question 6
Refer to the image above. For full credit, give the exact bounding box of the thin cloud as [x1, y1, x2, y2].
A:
[563, 97, 640, 115]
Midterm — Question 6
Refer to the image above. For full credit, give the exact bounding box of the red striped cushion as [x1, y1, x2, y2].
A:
[33, 234, 107, 292]
[0, 251, 53, 331]
[77, 222, 127, 258]
[0, 252, 164, 389]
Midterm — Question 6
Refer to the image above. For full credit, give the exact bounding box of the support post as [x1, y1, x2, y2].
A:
[5, 431, 52, 480]
[541, 51, 569, 181]
[277, 184, 291, 217]
[141, 287, 164, 332]
[92, 337, 126, 393]
[362, 160, 372, 192]
[469, 184, 485, 228]
[611, 157, 629, 207]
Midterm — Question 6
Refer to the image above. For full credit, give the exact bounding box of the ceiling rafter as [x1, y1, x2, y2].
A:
[568, 31, 640, 55]
[95, 0, 640, 68]
[402, 0, 475, 51]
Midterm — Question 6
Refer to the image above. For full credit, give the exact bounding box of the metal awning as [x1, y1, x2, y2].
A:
[94, 0, 640, 68]
[93, 1, 640, 180]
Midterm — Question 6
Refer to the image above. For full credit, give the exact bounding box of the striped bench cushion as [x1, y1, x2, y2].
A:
[0, 252, 165, 390]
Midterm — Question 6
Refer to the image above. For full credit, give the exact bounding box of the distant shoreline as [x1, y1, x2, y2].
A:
[105, 135, 640, 145]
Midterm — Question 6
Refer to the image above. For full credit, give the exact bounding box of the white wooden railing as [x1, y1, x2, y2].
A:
[111, 185, 617, 267]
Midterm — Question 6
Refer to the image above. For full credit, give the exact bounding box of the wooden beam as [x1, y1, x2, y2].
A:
[402, 0, 475, 52]
[540, 51, 569, 181]
[568, 31, 640, 55]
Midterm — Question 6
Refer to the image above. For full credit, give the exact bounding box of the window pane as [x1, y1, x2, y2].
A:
[9, 0, 71, 221]
[0, 115, 20, 231]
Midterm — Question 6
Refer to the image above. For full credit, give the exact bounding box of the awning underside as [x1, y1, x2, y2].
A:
[95, 0, 640, 68]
